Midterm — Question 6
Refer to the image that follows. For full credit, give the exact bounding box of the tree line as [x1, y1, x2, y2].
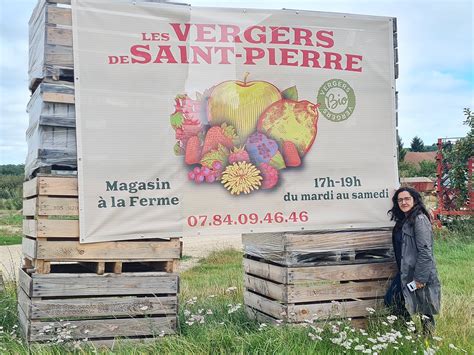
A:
[0, 164, 24, 210]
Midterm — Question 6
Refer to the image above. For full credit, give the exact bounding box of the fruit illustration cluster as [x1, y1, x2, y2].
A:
[170, 73, 319, 196]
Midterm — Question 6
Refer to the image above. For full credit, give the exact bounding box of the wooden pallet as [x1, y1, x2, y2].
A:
[242, 229, 393, 266]
[18, 268, 178, 344]
[22, 175, 182, 274]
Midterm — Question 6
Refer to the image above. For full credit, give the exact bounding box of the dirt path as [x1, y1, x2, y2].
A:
[0, 235, 243, 280]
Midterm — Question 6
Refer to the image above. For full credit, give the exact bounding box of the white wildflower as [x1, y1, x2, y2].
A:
[366, 307, 376, 314]
[424, 347, 436, 355]
[433, 336, 442, 341]
[225, 286, 237, 294]
[158, 330, 166, 337]
[448, 344, 457, 350]
[206, 309, 213, 315]
[184, 310, 191, 317]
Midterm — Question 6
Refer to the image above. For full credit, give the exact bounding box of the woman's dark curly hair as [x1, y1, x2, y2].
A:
[388, 186, 431, 225]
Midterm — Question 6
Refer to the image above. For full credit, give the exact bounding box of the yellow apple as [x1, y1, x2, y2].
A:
[207, 73, 281, 144]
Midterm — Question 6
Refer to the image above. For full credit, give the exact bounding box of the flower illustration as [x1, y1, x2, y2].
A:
[221, 162, 262, 195]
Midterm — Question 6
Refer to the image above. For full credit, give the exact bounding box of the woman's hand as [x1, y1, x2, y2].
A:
[415, 281, 425, 289]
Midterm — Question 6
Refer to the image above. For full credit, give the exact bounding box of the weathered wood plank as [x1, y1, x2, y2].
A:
[288, 298, 384, 322]
[287, 280, 389, 303]
[17, 288, 32, 319]
[244, 274, 287, 302]
[245, 305, 279, 325]
[28, 295, 177, 320]
[42, 90, 75, 104]
[285, 230, 392, 252]
[47, 5, 72, 26]
[37, 219, 79, 239]
[18, 269, 33, 297]
[288, 262, 397, 283]
[23, 178, 38, 198]
[243, 290, 286, 320]
[37, 176, 78, 196]
[35, 238, 181, 260]
[29, 316, 177, 341]
[23, 198, 37, 217]
[18, 303, 30, 340]
[46, 26, 72, 46]
[22, 238, 37, 259]
[23, 219, 37, 238]
[30, 272, 179, 297]
[243, 258, 287, 284]
[37, 196, 78, 216]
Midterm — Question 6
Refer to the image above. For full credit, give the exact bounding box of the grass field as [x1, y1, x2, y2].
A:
[0, 210, 22, 245]
[0, 221, 472, 354]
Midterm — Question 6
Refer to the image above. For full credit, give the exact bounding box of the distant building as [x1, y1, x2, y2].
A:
[400, 177, 435, 192]
[404, 151, 437, 166]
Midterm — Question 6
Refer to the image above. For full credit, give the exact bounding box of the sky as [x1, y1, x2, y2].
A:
[0, 0, 472, 164]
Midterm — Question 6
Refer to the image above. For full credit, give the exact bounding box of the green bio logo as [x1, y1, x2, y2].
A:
[317, 79, 356, 122]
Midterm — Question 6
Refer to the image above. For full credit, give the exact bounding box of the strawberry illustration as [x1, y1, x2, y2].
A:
[228, 146, 250, 164]
[202, 123, 238, 155]
[185, 136, 202, 165]
[282, 141, 301, 167]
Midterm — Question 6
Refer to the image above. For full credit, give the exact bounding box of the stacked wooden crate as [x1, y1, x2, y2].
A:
[21, 0, 182, 345]
[26, 0, 75, 179]
[19, 175, 181, 344]
[242, 230, 397, 327]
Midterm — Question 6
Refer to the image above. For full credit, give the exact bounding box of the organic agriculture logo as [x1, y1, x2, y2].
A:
[317, 79, 355, 122]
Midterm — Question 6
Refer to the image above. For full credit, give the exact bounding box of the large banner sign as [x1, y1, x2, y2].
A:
[72, 0, 398, 243]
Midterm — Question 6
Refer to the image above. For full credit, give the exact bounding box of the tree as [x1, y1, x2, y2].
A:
[443, 108, 474, 206]
[397, 134, 407, 162]
[410, 136, 425, 152]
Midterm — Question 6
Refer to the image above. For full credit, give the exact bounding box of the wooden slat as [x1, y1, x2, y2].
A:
[23, 198, 37, 217]
[17, 288, 33, 320]
[23, 178, 38, 198]
[287, 280, 389, 303]
[245, 306, 279, 325]
[23, 219, 37, 238]
[243, 258, 287, 284]
[22, 238, 37, 259]
[37, 196, 78, 216]
[18, 269, 33, 297]
[30, 272, 178, 297]
[35, 238, 181, 260]
[285, 230, 392, 252]
[288, 298, 384, 322]
[42, 90, 75, 104]
[288, 262, 397, 283]
[46, 26, 72, 46]
[29, 316, 176, 341]
[37, 219, 79, 239]
[28, 295, 177, 319]
[37, 176, 78, 196]
[47, 5, 71, 26]
[17, 303, 30, 340]
[244, 274, 287, 302]
[243, 290, 286, 320]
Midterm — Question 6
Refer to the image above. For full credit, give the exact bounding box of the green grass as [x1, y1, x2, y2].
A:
[0, 210, 22, 227]
[0, 229, 22, 246]
[1, 225, 473, 354]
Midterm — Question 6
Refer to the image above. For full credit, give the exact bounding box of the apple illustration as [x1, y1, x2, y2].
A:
[257, 99, 320, 156]
[207, 73, 281, 144]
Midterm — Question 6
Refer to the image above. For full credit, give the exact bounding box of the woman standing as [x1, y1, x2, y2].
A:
[385, 187, 441, 336]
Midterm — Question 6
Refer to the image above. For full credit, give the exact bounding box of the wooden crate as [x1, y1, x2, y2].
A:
[29, 0, 73, 91]
[242, 230, 397, 326]
[18, 268, 178, 344]
[25, 82, 76, 179]
[22, 176, 182, 274]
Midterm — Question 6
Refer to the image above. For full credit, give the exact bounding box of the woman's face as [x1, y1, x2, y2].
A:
[397, 191, 415, 214]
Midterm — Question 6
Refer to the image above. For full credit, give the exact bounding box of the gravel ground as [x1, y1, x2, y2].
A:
[0, 235, 243, 280]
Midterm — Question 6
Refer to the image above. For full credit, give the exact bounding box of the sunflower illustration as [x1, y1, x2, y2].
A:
[221, 162, 262, 195]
